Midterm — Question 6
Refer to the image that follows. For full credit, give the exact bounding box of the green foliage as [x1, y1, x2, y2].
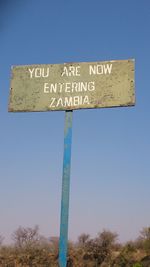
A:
[111, 254, 134, 267]
[132, 263, 142, 267]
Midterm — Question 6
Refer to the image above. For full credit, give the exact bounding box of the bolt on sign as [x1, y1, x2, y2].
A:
[9, 59, 135, 112]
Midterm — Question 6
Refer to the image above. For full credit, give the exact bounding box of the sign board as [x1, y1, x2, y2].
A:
[9, 59, 135, 112]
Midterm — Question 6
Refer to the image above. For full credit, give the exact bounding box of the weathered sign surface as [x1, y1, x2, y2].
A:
[9, 59, 135, 112]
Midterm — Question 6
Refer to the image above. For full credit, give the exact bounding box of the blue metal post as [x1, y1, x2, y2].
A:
[59, 110, 73, 267]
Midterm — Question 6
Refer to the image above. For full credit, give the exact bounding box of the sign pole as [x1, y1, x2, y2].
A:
[59, 110, 73, 267]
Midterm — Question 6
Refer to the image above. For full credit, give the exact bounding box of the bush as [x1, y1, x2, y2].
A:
[132, 263, 142, 267]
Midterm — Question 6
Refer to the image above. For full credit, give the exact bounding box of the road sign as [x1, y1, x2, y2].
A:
[8, 58, 135, 267]
[9, 59, 135, 112]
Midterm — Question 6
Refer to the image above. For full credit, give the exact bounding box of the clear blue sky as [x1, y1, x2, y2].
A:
[0, 0, 150, 244]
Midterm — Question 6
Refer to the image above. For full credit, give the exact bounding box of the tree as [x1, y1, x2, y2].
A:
[137, 227, 150, 254]
[97, 229, 118, 249]
[113, 241, 137, 267]
[12, 225, 40, 249]
[93, 230, 118, 264]
[140, 227, 150, 240]
[0, 235, 4, 246]
[78, 233, 90, 247]
[79, 230, 118, 265]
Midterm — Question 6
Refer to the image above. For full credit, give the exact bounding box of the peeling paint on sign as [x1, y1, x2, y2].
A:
[9, 59, 135, 112]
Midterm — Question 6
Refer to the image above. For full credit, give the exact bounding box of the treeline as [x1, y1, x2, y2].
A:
[0, 226, 150, 266]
